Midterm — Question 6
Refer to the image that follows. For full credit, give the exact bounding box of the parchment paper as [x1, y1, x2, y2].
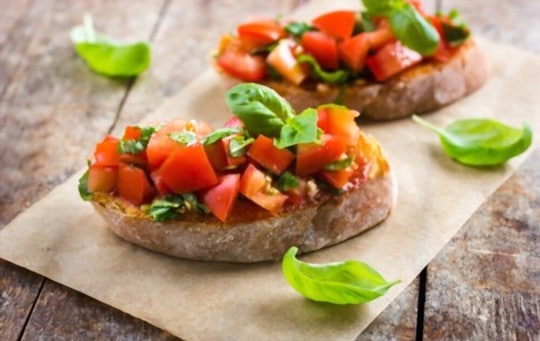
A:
[1, 1, 539, 339]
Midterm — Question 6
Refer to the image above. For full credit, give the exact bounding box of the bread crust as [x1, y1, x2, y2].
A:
[221, 39, 490, 120]
[91, 171, 395, 263]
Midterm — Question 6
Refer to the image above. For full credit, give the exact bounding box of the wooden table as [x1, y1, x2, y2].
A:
[1, 0, 538, 339]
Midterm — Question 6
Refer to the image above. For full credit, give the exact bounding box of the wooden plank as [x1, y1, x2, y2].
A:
[422, 149, 540, 339]
[0, 260, 44, 340]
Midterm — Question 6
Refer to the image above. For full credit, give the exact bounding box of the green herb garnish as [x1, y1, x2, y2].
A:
[168, 131, 198, 146]
[282, 246, 400, 304]
[277, 172, 300, 192]
[362, 0, 439, 55]
[78, 168, 92, 201]
[441, 10, 470, 47]
[284, 21, 315, 39]
[201, 127, 241, 145]
[324, 156, 354, 171]
[71, 15, 151, 77]
[412, 115, 533, 166]
[297, 54, 350, 84]
[228, 135, 254, 157]
[118, 126, 156, 154]
[143, 194, 209, 222]
[226, 83, 319, 148]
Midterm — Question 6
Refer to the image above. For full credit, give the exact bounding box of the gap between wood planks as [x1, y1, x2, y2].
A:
[16, 1, 172, 339]
[415, 267, 428, 341]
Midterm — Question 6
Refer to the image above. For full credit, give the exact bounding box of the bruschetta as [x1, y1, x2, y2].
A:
[79, 84, 395, 262]
[213, 0, 490, 120]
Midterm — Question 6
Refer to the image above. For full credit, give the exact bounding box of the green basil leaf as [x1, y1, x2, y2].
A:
[412, 115, 533, 166]
[202, 127, 242, 145]
[275, 108, 319, 149]
[324, 156, 354, 171]
[229, 135, 255, 157]
[441, 10, 470, 47]
[277, 172, 300, 192]
[226, 83, 295, 137]
[284, 21, 315, 39]
[360, 11, 377, 32]
[70, 15, 151, 77]
[143, 194, 209, 222]
[282, 246, 400, 304]
[168, 131, 198, 146]
[78, 168, 92, 201]
[362, 0, 395, 14]
[297, 54, 350, 84]
[388, 3, 439, 55]
[118, 126, 156, 154]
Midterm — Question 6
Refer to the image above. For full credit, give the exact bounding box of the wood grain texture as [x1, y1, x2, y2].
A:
[423, 149, 540, 340]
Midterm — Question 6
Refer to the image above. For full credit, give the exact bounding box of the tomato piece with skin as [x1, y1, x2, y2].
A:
[429, 16, 453, 62]
[150, 169, 171, 196]
[122, 126, 142, 140]
[366, 41, 423, 81]
[266, 39, 308, 85]
[247, 135, 295, 175]
[301, 31, 339, 70]
[217, 50, 268, 82]
[92, 135, 121, 167]
[338, 33, 370, 73]
[237, 19, 286, 47]
[224, 116, 244, 129]
[312, 10, 356, 40]
[200, 174, 241, 222]
[365, 27, 396, 50]
[317, 105, 360, 147]
[296, 134, 347, 177]
[117, 163, 153, 206]
[157, 144, 218, 194]
[319, 167, 355, 189]
[240, 164, 288, 214]
[87, 166, 118, 193]
[204, 136, 246, 171]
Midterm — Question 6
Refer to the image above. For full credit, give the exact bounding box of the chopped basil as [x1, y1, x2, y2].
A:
[168, 131, 198, 146]
[284, 21, 315, 39]
[70, 15, 151, 77]
[118, 126, 156, 154]
[228, 135, 254, 157]
[275, 108, 319, 149]
[282, 246, 400, 304]
[143, 193, 209, 222]
[297, 54, 350, 84]
[201, 127, 241, 145]
[412, 115, 533, 166]
[441, 10, 470, 47]
[324, 156, 354, 171]
[78, 168, 92, 201]
[277, 172, 300, 192]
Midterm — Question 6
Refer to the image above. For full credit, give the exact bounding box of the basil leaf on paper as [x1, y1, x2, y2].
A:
[412, 115, 533, 166]
[71, 15, 151, 77]
[282, 247, 400, 305]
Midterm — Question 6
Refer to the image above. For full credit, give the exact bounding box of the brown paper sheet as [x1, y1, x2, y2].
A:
[1, 1, 539, 339]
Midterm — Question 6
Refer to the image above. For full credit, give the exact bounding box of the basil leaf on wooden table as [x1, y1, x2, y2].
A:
[282, 246, 400, 305]
[412, 115, 533, 166]
[71, 15, 151, 77]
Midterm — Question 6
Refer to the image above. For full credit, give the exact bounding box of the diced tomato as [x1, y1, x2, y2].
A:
[117, 163, 153, 206]
[365, 27, 396, 50]
[216, 50, 268, 81]
[224, 116, 244, 129]
[366, 41, 423, 81]
[119, 152, 147, 167]
[301, 31, 339, 70]
[312, 10, 356, 40]
[429, 16, 453, 62]
[247, 135, 295, 175]
[157, 144, 218, 193]
[91, 135, 120, 167]
[317, 105, 360, 147]
[319, 167, 355, 189]
[122, 126, 142, 140]
[150, 169, 171, 196]
[87, 166, 118, 193]
[204, 136, 246, 171]
[146, 119, 187, 169]
[296, 134, 347, 177]
[237, 19, 286, 47]
[266, 39, 308, 85]
[200, 174, 241, 222]
[338, 33, 370, 73]
[240, 164, 288, 214]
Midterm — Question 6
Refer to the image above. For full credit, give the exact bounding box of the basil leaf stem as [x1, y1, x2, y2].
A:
[412, 115, 533, 166]
[282, 247, 400, 304]
[297, 54, 350, 84]
[71, 15, 151, 77]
